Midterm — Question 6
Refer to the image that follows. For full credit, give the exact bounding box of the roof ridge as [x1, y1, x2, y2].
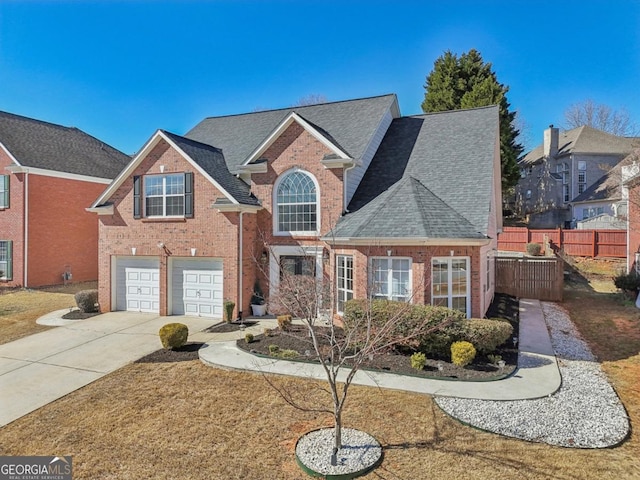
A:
[199, 94, 397, 120]
[0, 110, 79, 133]
[407, 104, 499, 119]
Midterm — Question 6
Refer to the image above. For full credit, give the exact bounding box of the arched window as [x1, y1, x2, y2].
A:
[274, 170, 319, 235]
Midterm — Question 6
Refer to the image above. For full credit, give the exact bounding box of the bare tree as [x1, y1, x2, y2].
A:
[254, 243, 457, 458]
[564, 99, 638, 136]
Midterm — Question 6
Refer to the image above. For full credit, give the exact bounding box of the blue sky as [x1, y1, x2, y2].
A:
[1, 0, 639, 154]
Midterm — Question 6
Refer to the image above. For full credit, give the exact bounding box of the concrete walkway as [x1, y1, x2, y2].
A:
[199, 299, 562, 400]
[0, 312, 217, 427]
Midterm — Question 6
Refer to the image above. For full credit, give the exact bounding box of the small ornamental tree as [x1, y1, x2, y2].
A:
[256, 243, 456, 455]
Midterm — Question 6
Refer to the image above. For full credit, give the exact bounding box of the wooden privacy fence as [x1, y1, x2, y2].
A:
[497, 227, 626, 258]
[495, 256, 564, 302]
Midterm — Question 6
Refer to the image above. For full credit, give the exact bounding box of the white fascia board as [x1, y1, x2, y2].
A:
[236, 162, 268, 174]
[321, 157, 356, 169]
[322, 236, 491, 247]
[212, 203, 261, 213]
[242, 112, 352, 166]
[0, 141, 21, 166]
[85, 204, 114, 215]
[5, 165, 112, 184]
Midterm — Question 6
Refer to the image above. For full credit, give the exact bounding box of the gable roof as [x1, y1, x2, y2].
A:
[91, 130, 260, 209]
[521, 125, 640, 165]
[185, 94, 399, 172]
[0, 111, 130, 179]
[327, 106, 499, 241]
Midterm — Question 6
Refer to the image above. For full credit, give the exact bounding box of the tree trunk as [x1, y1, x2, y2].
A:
[334, 409, 342, 451]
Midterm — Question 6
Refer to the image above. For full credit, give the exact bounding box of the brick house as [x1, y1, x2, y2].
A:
[0, 111, 130, 287]
[90, 95, 501, 319]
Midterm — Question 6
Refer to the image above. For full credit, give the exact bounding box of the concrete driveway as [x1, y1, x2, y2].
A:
[0, 312, 217, 427]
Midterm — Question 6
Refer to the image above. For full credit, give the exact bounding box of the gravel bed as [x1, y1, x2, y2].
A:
[435, 302, 630, 448]
[295, 428, 382, 477]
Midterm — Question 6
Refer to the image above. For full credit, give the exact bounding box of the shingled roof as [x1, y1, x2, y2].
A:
[572, 149, 640, 204]
[520, 125, 639, 165]
[327, 106, 499, 240]
[0, 111, 130, 179]
[185, 94, 398, 172]
[161, 131, 260, 206]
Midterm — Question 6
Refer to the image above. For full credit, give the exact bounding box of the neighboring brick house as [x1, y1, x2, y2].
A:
[515, 125, 639, 228]
[90, 95, 501, 320]
[0, 111, 130, 287]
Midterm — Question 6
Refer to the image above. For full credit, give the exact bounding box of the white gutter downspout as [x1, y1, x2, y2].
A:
[23, 169, 29, 287]
[238, 211, 244, 320]
[343, 162, 357, 213]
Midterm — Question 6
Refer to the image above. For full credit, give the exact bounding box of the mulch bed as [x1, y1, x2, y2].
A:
[204, 321, 258, 333]
[135, 343, 205, 363]
[61, 310, 101, 320]
[237, 294, 520, 381]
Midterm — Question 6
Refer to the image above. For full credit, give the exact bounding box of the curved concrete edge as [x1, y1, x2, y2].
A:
[198, 298, 562, 401]
[198, 342, 562, 401]
[36, 309, 86, 326]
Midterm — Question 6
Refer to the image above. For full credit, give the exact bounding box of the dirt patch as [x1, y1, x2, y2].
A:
[204, 321, 258, 333]
[62, 310, 101, 320]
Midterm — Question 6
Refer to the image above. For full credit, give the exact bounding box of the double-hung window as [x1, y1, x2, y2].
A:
[0, 175, 9, 209]
[370, 257, 411, 302]
[0, 240, 12, 280]
[336, 255, 353, 313]
[432, 257, 470, 316]
[133, 172, 193, 219]
[578, 171, 587, 195]
[274, 170, 318, 235]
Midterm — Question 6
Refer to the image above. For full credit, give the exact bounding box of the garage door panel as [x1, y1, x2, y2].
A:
[171, 259, 223, 318]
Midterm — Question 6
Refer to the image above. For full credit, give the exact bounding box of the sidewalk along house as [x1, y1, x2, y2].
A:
[0, 111, 130, 287]
[515, 125, 639, 228]
[89, 95, 501, 320]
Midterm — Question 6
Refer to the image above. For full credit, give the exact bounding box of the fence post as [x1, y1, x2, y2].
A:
[557, 227, 562, 251]
[593, 230, 597, 258]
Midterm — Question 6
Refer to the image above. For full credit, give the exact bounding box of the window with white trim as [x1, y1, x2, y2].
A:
[578, 171, 586, 194]
[144, 174, 185, 217]
[336, 255, 353, 313]
[275, 170, 318, 234]
[563, 184, 570, 202]
[432, 257, 470, 316]
[0, 175, 8, 208]
[0, 240, 12, 280]
[370, 257, 411, 302]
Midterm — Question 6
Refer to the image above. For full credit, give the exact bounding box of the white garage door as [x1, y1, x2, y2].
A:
[171, 258, 223, 318]
[115, 257, 160, 313]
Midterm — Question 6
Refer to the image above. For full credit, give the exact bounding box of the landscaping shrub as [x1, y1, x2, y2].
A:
[224, 300, 235, 323]
[526, 242, 542, 256]
[278, 349, 299, 359]
[74, 289, 99, 313]
[613, 271, 640, 292]
[487, 354, 502, 365]
[263, 328, 273, 337]
[159, 323, 188, 350]
[460, 318, 514, 354]
[277, 314, 292, 330]
[343, 299, 465, 353]
[268, 344, 280, 355]
[451, 341, 476, 367]
[244, 332, 254, 344]
[410, 352, 427, 371]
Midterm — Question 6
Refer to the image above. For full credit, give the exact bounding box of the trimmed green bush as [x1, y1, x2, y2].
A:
[343, 299, 465, 353]
[451, 341, 476, 367]
[487, 354, 502, 365]
[278, 349, 299, 359]
[74, 289, 99, 313]
[526, 242, 542, 256]
[159, 323, 188, 350]
[613, 271, 640, 292]
[410, 352, 427, 371]
[460, 318, 514, 354]
[277, 314, 292, 330]
[268, 344, 280, 355]
[244, 333, 254, 344]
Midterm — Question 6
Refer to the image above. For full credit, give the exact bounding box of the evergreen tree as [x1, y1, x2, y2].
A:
[422, 49, 523, 191]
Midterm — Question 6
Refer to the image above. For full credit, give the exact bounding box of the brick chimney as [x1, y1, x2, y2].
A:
[543, 124, 559, 158]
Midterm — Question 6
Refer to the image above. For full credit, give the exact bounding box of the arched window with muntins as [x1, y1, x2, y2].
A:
[275, 170, 319, 234]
